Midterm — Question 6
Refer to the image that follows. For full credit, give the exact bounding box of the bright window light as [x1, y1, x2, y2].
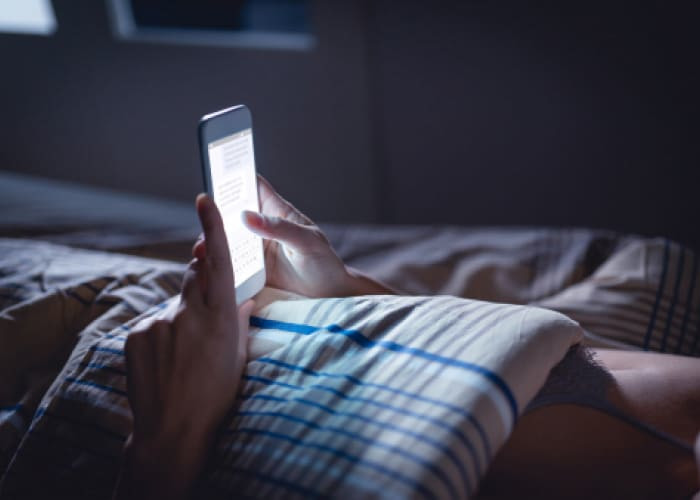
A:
[0, 0, 56, 36]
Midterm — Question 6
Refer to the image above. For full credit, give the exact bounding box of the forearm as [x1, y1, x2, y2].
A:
[114, 429, 213, 500]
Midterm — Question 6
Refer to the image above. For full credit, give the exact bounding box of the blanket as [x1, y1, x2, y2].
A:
[0, 239, 581, 498]
[1, 231, 698, 498]
[328, 226, 700, 354]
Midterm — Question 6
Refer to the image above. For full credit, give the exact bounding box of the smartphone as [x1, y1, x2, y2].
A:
[198, 104, 266, 303]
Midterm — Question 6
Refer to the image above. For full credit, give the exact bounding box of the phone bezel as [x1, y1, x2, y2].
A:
[198, 104, 266, 304]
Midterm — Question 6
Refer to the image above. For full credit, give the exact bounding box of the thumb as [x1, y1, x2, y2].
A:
[242, 211, 325, 255]
[196, 194, 235, 308]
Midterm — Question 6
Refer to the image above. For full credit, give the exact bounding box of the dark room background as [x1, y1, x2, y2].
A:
[1, 0, 698, 248]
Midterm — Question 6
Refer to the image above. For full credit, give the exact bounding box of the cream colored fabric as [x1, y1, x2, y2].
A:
[2, 228, 698, 498]
[1, 239, 581, 499]
[329, 226, 700, 355]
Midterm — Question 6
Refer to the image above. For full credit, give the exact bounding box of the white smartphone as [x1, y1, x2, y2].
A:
[198, 104, 266, 303]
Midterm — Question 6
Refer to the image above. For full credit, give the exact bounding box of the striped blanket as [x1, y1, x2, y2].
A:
[1, 232, 698, 498]
[329, 226, 700, 355]
[0, 238, 581, 498]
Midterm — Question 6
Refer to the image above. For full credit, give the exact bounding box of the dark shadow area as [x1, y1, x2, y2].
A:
[0, 0, 698, 248]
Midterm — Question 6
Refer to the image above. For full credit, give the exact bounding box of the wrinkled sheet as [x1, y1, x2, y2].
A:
[0, 238, 581, 498]
[1, 172, 699, 497]
[326, 225, 700, 353]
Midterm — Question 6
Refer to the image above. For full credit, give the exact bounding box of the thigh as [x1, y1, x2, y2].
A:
[477, 349, 700, 499]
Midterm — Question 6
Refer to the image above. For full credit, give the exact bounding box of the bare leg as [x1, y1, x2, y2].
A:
[478, 349, 700, 499]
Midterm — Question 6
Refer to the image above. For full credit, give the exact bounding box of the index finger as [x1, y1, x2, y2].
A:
[257, 174, 312, 225]
[196, 193, 236, 308]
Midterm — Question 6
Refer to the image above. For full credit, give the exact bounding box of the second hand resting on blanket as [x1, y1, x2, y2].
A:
[116, 176, 700, 500]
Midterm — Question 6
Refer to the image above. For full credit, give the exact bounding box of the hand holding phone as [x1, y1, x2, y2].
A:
[198, 105, 266, 303]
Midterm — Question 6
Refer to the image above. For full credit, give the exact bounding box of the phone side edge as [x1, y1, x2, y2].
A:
[198, 118, 215, 196]
[235, 267, 266, 303]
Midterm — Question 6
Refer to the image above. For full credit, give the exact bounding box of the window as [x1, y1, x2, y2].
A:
[108, 0, 313, 51]
[0, 0, 56, 36]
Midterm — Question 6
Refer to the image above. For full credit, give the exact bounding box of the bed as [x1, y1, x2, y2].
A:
[1, 171, 698, 498]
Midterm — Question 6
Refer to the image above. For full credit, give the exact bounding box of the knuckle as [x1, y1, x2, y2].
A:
[126, 318, 171, 356]
[267, 216, 283, 229]
[309, 227, 331, 247]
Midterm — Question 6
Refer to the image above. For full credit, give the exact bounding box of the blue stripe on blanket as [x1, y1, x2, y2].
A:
[0, 404, 22, 412]
[86, 315, 497, 463]
[243, 376, 480, 486]
[660, 246, 684, 352]
[246, 375, 299, 390]
[238, 394, 474, 494]
[212, 441, 334, 498]
[75, 353, 481, 493]
[225, 466, 326, 498]
[0, 282, 27, 290]
[48, 306, 513, 497]
[34, 407, 126, 442]
[64, 376, 127, 397]
[234, 427, 437, 499]
[250, 315, 519, 422]
[643, 239, 670, 350]
[77, 353, 487, 468]
[255, 356, 490, 466]
[102, 332, 127, 341]
[232, 410, 460, 498]
[92, 346, 125, 356]
[74, 359, 476, 493]
[80, 361, 127, 377]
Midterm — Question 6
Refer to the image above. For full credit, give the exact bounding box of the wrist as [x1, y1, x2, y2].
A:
[118, 425, 214, 500]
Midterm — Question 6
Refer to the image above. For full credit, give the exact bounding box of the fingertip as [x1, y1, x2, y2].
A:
[196, 194, 225, 248]
[196, 192, 210, 207]
[196, 193, 217, 221]
[196, 194, 208, 220]
[242, 210, 264, 230]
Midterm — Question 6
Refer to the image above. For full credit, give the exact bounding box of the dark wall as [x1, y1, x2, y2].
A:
[1, 1, 698, 248]
[0, 0, 376, 221]
[369, 1, 699, 248]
